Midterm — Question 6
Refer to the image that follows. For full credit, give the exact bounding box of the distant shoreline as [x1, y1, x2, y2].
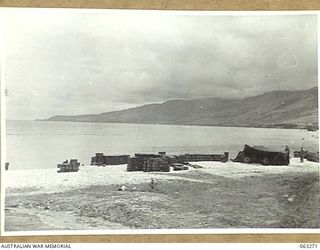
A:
[34, 119, 319, 131]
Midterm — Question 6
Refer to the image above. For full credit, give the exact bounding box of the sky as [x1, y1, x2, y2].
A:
[1, 9, 318, 120]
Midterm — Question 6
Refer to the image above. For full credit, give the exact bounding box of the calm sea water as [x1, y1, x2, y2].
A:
[5, 120, 319, 170]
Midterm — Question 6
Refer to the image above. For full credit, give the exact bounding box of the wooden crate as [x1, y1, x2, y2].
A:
[57, 159, 80, 173]
[127, 157, 146, 171]
[144, 157, 170, 172]
[104, 155, 130, 165]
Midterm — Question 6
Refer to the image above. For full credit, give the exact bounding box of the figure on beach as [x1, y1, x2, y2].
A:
[149, 178, 157, 190]
[285, 145, 290, 156]
[285, 146, 290, 165]
[300, 147, 304, 163]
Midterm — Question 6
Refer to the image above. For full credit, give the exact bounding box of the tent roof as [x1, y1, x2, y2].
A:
[245, 144, 285, 153]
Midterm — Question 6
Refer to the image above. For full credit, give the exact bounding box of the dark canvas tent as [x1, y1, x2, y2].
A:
[232, 144, 290, 165]
[304, 152, 319, 162]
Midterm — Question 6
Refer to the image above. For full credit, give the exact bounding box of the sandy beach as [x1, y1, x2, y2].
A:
[4, 158, 319, 231]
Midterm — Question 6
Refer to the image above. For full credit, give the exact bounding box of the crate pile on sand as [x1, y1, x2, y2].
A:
[127, 157, 146, 172]
[57, 159, 80, 173]
[127, 153, 168, 172]
[127, 151, 229, 172]
[87, 151, 229, 172]
[144, 157, 170, 172]
[91, 153, 130, 166]
[175, 152, 229, 163]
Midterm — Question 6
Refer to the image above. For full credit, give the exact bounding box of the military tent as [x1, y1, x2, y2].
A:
[232, 144, 289, 165]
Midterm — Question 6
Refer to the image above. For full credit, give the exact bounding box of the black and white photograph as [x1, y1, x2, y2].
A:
[1, 8, 319, 234]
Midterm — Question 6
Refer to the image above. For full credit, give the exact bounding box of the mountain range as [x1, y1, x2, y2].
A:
[44, 87, 318, 129]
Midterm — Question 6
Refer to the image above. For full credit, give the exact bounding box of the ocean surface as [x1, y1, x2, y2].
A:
[5, 120, 319, 170]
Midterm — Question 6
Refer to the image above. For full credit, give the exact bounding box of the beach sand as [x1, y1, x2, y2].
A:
[4, 158, 319, 231]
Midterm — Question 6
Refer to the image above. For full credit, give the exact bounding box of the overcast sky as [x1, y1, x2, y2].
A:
[2, 10, 318, 120]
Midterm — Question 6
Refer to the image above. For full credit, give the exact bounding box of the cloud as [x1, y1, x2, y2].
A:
[2, 10, 317, 119]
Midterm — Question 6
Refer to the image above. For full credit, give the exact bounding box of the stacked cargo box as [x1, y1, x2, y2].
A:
[57, 159, 80, 173]
[144, 157, 170, 172]
[127, 157, 147, 171]
[91, 153, 105, 166]
[127, 153, 170, 172]
[124, 151, 230, 172]
[70, 159, 80, 171]
[175, 153, 229, 162]
[104, 155, 130, 165]
[165, 155, 179, 164]
[91, 153, 130, 166]
[134, 153, 162, 159]
[184, 154, 223, 161]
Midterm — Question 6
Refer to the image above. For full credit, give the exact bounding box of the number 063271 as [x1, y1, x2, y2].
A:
[300, 244, 318, 249]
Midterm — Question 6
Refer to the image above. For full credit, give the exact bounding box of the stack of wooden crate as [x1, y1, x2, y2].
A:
[184, 154, 223, 161]
[175, 153, 229, 163]
[126, 151, 229, 173]
[91, 153, 105, 166]
[57, 159, 80, 173]
[127, 157, 147, 171]
[134, 153, 162, 158]
[91, 153, 130, 166]
[104, 155, 130, 165]
[127, 153, 170, 172]
[144, 157, 170, 172]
